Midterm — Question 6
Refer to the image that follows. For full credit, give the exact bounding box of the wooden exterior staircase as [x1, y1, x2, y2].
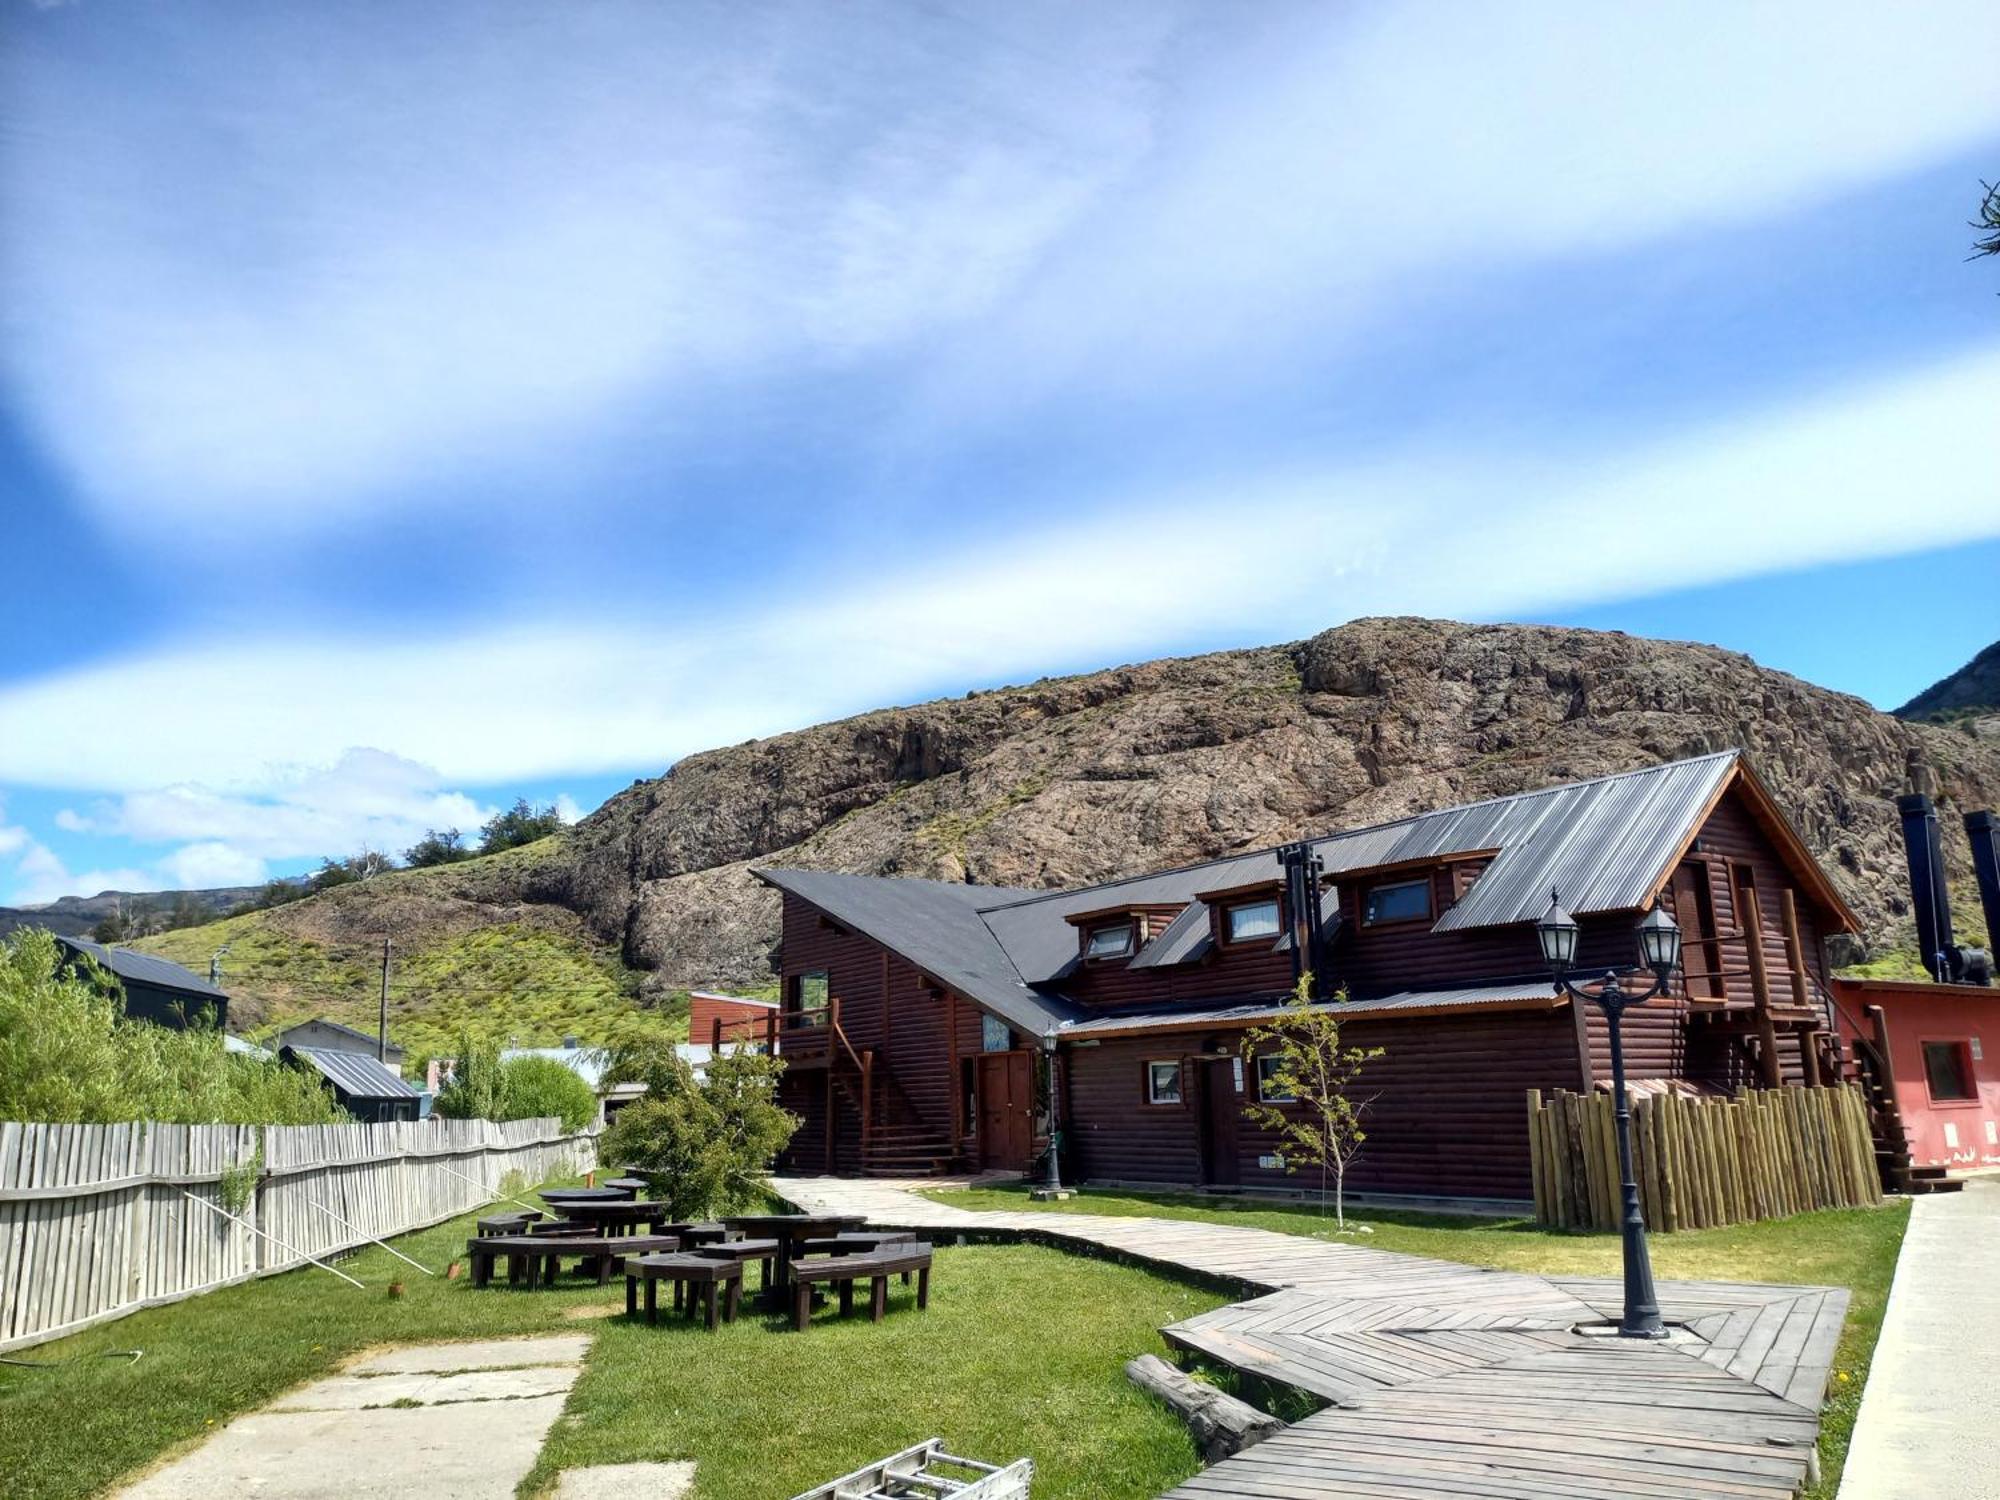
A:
[751, 1000, 958, 1179]
[1825, 1000, 1963, 1197]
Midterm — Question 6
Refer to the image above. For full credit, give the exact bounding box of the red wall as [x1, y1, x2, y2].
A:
[689, 991, 777, 1045]
[1835, 978, 2000, 1171]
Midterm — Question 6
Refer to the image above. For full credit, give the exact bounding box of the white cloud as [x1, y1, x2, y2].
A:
[1, 342, 1996, 795]
[4, 2, 1996, 538]
[6, 840, 153, 908]
[155, 842, 269, 890]
[554, 795, 586, 825]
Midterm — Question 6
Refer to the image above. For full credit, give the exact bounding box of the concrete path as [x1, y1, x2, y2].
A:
[1840, 1178, 2000, 1500]
[774, 1175, 1848, 1500]
[114, 1335, 591, 1500]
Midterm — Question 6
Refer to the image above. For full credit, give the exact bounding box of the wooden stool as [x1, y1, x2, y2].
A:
[626, 1254, 744, 1330]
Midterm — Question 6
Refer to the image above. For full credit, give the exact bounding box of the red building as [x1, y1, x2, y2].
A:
[689, 989, 778, 1047]
[1832, 978, 2000, 1173]
[753, 751, 1882, 1202]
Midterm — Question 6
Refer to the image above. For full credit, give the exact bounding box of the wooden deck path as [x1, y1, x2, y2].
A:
[771, 1176, 1847, 1499]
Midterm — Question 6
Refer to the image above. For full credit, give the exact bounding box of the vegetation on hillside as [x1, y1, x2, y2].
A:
[0, 930, 341, 1125]
[135, 837, 676, 1056]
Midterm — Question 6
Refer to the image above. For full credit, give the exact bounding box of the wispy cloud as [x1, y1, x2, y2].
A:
[2, 342, 1996, 798]
[5, 2, 1996, 546]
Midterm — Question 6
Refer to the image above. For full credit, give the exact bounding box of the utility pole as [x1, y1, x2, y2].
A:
[378, 937, 392, 1062]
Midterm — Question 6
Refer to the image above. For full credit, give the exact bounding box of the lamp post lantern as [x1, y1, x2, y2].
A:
[1537, 889, 1680, 1339]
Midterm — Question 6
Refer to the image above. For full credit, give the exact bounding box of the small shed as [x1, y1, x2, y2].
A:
[284, 1045, 421, 1123]
[55, 937, 228, 1031]
[274, 1017, 405, 1072]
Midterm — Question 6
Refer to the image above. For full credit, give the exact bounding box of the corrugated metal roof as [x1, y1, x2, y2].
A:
[287, 1045, 419, 1100]
[759, 753, 1744, 1036]
[57, 937, 224, 998]
[1057, 981, 1562, 1037]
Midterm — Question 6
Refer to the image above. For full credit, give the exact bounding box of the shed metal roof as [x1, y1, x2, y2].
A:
[287, 1045, 419, 1100]
[57, 937, 225, 998]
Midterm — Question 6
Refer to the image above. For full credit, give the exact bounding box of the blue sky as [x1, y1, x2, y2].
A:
[1, 1, 1997, 904]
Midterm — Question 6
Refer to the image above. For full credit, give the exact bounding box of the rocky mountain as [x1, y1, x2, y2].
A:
[554, 617, 2000, 990]
[1896, 639, 2000, 738]
[0, 883, 272, 941]
[136, 618, 2000, 1035]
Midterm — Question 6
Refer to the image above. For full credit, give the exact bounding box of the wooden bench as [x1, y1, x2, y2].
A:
[467, 1231, 680, 1289]
[476, 1210, 543, 1235]
[626, 1253, 744, 1329]
[688, 1237, 781, 1299]
[796, 1231, 918, 1286]
[789, 1244, 933, 1332]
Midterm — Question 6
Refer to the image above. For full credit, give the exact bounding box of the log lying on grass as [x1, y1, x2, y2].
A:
[1125, 1354, 1285, 1461]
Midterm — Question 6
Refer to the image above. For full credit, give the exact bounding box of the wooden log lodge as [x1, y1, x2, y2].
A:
[748, 751, 1879, 1201]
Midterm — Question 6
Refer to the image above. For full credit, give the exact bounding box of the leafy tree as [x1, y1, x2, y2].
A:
[479, 798, 564, 854]
[1975, 179, 2000, 259]
[1240, 974, 1383, 1229]
[403, 827, 471, 868]
[498, 1054, 598, 1133]
[599, 1037, 796, 1220]
[309, 849, 396, 893]
[0, 929, 341, 1125]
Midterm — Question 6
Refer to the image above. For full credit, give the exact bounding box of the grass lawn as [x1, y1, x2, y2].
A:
[0, 1189, 1221, 1500]
[923, 1182, 1910, 1499]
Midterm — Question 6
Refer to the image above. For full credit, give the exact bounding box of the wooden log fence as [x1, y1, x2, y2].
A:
[0, 1116, 596, 1352]
[1526, 1084, 1880, 1232]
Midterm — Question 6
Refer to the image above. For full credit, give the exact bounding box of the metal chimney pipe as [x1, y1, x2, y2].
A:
[1897, 793, 1955, 982]
[1278, 840, 1330, 998]
[1967, 810, 2000, 960]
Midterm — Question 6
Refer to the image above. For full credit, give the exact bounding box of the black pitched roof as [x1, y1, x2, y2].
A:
[56, 937, 225, 999]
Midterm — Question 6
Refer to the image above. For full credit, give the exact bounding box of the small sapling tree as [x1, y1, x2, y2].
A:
[1240, 974, 1383, 1230]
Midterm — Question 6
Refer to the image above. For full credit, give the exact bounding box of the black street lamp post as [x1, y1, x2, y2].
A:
[1536, 891, 1682, 1340]
[1041, 1034, 1063, 1193]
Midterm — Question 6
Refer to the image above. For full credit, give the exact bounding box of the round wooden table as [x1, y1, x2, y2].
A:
[720, 1213, 868, 1304]
[547, 1199, 671, 1235]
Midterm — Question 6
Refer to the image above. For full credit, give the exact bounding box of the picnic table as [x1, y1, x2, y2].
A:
[601, 1176, 651, 1194]
[546, 1199, 672, 1235]
[688, 1236, 781, 1297]
[540, 1186, 634, 1207]
[466, 1231, 681, 1289]
[721, 1213, 867, 1305]
[626, 1254, 744, 1329]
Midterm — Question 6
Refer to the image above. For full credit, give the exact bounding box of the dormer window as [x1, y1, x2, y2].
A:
[1084, 921, 1136, 961]
[1224, 898, 1282, 944]
[1364, 877, 1432, 926]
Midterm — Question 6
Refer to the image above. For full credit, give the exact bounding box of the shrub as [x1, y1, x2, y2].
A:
[479, 798, 564, 854]
[430, 1029, 509, 1121]
[599, 1039, 796, 1220]
[499, 1054, 598, 1133]
[0, 930, 343, 1126]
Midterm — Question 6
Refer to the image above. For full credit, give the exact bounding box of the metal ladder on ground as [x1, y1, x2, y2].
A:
[789, 1439, 1032, 1500]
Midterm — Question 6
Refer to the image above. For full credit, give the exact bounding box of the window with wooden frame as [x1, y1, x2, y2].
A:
[1922, 1040, 1976, 1103]
[1363, 877, 1432, 926]
[1224, 898, 1282, 945]
[1254, 1053, 1297, 1103]
[1083, 920, 1137, 961]
[1145, 1059, 1183, 1105]
[792, 969, 828, 1027]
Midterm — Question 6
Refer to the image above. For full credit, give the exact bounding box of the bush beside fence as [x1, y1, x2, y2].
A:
[1527, 1084, 1880, 1232]
[0, 1116, 595, 1351]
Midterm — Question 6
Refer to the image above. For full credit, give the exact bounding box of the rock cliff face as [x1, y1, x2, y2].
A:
[550, 618, 2000, 991]
[1897, 639, 2000, 739]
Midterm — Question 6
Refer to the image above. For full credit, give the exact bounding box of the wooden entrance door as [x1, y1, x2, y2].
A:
[976, 1052, 1033, 1172]
[1198, 1058, 1240, 1187]
[1670, 860, 1724, 1001]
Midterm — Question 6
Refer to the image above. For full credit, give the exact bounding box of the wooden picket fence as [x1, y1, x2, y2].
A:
[1526, 1084, 1880, 1232]
[0, 1116, 596, 1352]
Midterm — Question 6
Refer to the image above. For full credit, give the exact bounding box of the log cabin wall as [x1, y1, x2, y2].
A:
[1064, 1007, 1585, 1200]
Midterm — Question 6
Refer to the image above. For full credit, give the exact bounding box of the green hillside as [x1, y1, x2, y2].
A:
[134, 838, 682, 1058]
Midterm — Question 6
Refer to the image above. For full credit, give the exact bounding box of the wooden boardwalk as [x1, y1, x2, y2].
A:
[772, 1176, 1847, 1499]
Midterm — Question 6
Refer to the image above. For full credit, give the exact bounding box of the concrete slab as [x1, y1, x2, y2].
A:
[347, 1334, 592, 1373]
[113, 1393, 570, 1500]
[269, 1364, 578, 1411]
[554, 1461, 698, 1499]
[1841, 1179, 2000, 1499]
